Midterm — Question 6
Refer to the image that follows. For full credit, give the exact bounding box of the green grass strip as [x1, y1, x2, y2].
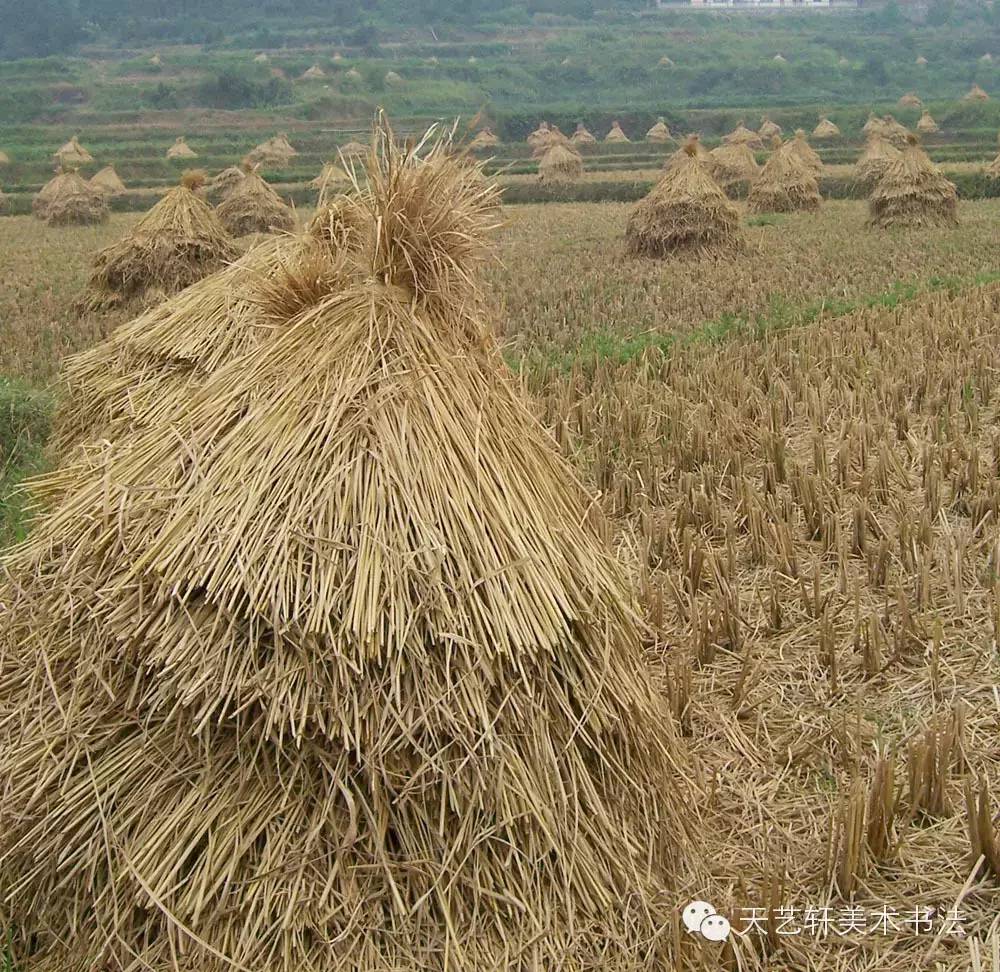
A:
[511, 269, 1000, 374]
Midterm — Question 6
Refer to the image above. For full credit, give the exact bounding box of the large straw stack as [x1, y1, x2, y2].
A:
[709, 140, 759, 195]
[82, 171, 239, 310]
[855, 135, 902, 188]
[89, 164, 126, 197]
[646, 117, 672, 143]
[917, 110, 940, 134]
[605, 120, 630, 143]
[216, 167, 295, 235]
[813, 116, 840, 140]
[868, 134, 958, 228]
[166, 136, 197, 159]
[571, 122, 597, 146]
[785, 130, 823, 174]
[537, 142, 583, 183]
[986, 151, 1000, 179]
[33, 168, 108, 225]
[626, 141, 742, 257]
[54, 135, 93, 165]
[0, 120, 690, 972]
[747, 145, 821, 214]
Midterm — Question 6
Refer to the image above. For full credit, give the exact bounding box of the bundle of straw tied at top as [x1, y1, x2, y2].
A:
[0, 117, 698, 972]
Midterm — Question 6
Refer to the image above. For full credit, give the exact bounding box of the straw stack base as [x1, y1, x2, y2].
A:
[626, 199, 741, 257]
[867, 196, 958, 229]
[746, 185, 820, 215]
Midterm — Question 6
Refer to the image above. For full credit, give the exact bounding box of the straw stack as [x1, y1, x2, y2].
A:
[339, 140, 368, 159]
[881, 115, 911, 147]
[813, 116, 840, 140]
[538, 142, 583, 183]
[759, 116, 783, 140]
[862, 113, 886, 138]
[469, 127, 500, 149]
[605, 120, 630, 143]
[33, 168, 108, 225]
[309, 161, 351, 204]
[54, 135, 93, 165]
[898, 92, 923, 109]
[986, 151, 1000, 179]
[206, 165, 245, 201]
[530, 126, 571, 158]
[666, 134, 711, 170]
[747, 145, 821, 214]
[0, 149, 10, 165]
[301, 64, 325, 79]
[964, 84, 989, 101]
[89, 164, 126, 196]
[570, 122, 597, 146]
[785, 130, 823, 174]
[527, 121, 551, 147]
[709, 140, 760, 195]
[917, 110, 940, 134]
[166, 136, 197, 159]
[246, 133, 297, 167]
[385, 69, 403, 84]
[216, 167, 295, 235]
[868, 134, 958, 228]
[82, 171, 239, 310]
[646, 117, 672, 143]
[0, 120, 690, 972]
[627, 141, 742, 257]
[724, 120, 763, 148]
[855, 135, 902, 188]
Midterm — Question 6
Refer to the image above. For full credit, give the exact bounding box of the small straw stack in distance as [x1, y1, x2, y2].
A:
[709, 139, 760, 195]
[855, 134, 902, 188]
[82, 170, 240, 310]
[747, 141, 821, 214]
[785, 129, 823, 174]
[216, 166, 295, 235]
[33, 168, 108, 225]
[537, 141, 583, 183]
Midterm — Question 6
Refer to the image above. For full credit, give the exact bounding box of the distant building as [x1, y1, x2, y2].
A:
[668, 0, 860, 8]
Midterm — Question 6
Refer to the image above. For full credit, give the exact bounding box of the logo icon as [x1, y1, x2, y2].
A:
[683, 901, 732, 942]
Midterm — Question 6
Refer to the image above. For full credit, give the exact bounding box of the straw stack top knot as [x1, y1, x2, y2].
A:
[360, 118, 501, 310]
[181, 168, 207, 191]
[683, 141, 698, 158]
[906, 132, 919, 147]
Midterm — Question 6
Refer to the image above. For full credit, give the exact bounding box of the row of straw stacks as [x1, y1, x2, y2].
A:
[0, 116, 696, 972]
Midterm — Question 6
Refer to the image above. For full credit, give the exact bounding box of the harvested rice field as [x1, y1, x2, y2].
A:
[4, 199, 1000, 381]
[1, 148, 999, 972]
